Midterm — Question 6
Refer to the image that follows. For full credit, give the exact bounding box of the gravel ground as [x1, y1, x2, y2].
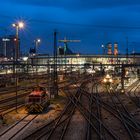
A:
[17, 108, 61, 140]
[64, 110, 86, 140]
[101, 108, 129, 140]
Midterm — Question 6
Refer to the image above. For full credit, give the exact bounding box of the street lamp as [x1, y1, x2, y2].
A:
[23, 57, 28, 74]
[22, 56, 28, 61]
[12, 21, 24, 59]
[12, 21, 24, 113]
[101, 44, 105, 55]
[34, 39, 41, 86]
[12, 22, 24, 28]
[34, 38, 41, 55]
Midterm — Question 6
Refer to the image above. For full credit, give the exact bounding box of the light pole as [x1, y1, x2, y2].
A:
[34, 38, 41, 55]
[12, 21, 24, 60]
[34, 38, 41, 85]
[12, 21, 24, 113]
[71, 56, 72, 75]
[121, 64, 125, 93]
[23, 56, 28, 74]
[76, 53, 80, 77]
[126, 37, 129, 64]
[101, 44, 105, 55]
[132, 49, 135, 64]
[53, 30, 58, 97]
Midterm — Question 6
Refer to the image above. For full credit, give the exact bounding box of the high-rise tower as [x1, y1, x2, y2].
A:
[114, 42, 118, 55]
[107, 43, 112, 55]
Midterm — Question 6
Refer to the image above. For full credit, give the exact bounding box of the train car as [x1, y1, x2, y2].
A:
[25, 86, 50, 113]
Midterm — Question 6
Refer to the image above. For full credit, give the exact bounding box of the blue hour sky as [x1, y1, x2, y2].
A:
[0, 0, 140, 55]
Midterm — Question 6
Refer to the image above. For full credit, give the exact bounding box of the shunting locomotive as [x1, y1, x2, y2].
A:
[25, 86, 50, 113]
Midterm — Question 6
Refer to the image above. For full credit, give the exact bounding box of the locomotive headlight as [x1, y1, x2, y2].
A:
[23, 56, 28, 61]
[106, 74, 111, 79]
[125, 71, 129, 76]
[109, 78, 113, 83]
[103, 78, 107, 83]
[93, 70, 96, 73]
[7, 70, 11, 73]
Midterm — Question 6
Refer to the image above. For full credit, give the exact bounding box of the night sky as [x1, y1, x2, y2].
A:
[0, 0, 140, 55]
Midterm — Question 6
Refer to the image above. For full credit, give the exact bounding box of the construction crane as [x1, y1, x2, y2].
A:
[59, 37, 80, 55]
[58, 37, 80, 76]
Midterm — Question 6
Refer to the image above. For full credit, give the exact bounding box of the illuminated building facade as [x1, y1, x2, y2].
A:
[0, 35, 20, 59]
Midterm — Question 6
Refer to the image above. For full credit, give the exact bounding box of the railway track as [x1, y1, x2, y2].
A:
[0, 78, 69, 98]
[0, 114, 38, 140]
[0, 92, 30, 105]
[42, 89, 81, 140]
[81, 77, 140, 140]
[0, 91, 30, 115]
[23, 102, 76, 140]
[107, 89, 138, 140]
[29, 75, 120, 140]
[1, 74, 139, 140]
[22, 77, 87, 140]
[89, 82, 105, 140]
[76, 79, 119, 140]
[0, 79, 72, 115]
[0, 75, 69, 97]
[0, 73, 49, 92]
[0, 102, 24, 115]
[126, 80, 140, 107]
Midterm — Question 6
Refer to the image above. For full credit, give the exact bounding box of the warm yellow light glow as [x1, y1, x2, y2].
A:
[121, 89, 125, 93]
[109, 79, 113, 83]
[106, 74, 110, 79]
[103, 78, 107, 83]
[12, 21, 24, 28]
[125, 71, 129, 75]
[23, 57, 28, 61]
[7, 70, 11, 73]
[18, 21, 24, 28]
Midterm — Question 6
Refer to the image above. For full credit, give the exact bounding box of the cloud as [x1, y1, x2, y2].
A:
[4, 0, 140, 10]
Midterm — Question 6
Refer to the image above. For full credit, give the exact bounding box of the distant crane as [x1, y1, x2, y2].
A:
[59, 37, 80, 55]
[58, 37, 80, 76]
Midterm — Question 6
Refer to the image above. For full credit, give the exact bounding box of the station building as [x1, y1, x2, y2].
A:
[29, 54, 140, 66]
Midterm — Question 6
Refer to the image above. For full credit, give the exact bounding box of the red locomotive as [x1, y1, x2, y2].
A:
[25, 86, 49, 113]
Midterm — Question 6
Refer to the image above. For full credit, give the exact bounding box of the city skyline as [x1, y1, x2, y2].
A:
[0, 0, 140, 55]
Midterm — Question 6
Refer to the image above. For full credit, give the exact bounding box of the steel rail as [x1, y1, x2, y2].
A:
[0, 114, 38, 140]
[82, 88, 140, 131]
[45, 81, 84, 140]
[108, 89, 136, 140]
[113, 90, 140, 129]
[67, 89, 119, 140]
